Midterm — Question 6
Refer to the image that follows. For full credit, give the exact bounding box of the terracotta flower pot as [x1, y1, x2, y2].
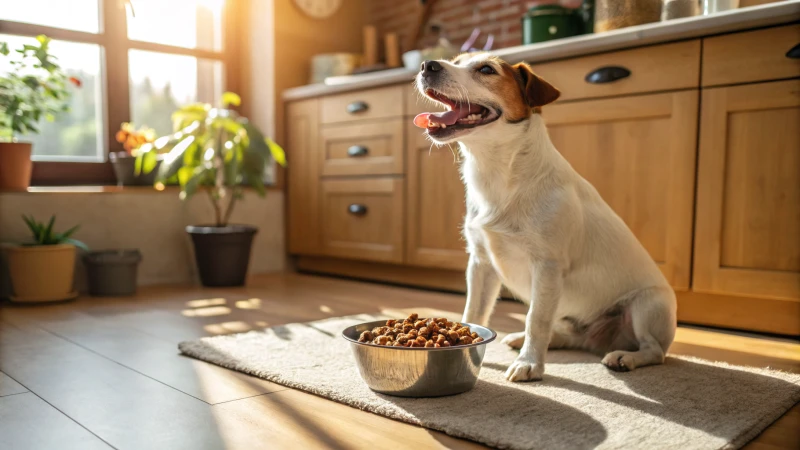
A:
[7, 244, 78, 303]
[0, 141, 33, 190]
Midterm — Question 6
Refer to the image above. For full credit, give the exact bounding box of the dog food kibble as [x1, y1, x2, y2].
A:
[357, 314, 486, 347]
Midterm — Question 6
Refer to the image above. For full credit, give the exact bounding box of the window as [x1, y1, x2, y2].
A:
[0, 0, 240, 185]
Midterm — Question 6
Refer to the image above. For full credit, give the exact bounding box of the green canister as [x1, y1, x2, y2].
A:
[522, 2, 593, 45]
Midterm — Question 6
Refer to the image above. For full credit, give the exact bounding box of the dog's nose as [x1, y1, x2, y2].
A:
[421, 60, 443, 75]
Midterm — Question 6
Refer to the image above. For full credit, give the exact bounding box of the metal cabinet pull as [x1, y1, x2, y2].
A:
[786, 43, 800, 59]
[585, 66, 631, 84]
[348, 204, 368, 215]
[346, 101, 369, 114]
[347, 145, 369, 157]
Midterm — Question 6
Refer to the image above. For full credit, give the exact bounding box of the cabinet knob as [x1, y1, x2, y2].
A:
[786, 43, 800, 59]
[346, 101, 369, 114]
[585, 66, 631, 84]
[347, 145, 369, 157]
[348, 204, 368, 215]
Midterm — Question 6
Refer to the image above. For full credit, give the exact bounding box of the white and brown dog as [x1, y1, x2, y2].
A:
[413, 54, 676, 382]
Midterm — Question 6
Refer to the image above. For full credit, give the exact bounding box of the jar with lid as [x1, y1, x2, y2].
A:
[594, 0, 664, 32]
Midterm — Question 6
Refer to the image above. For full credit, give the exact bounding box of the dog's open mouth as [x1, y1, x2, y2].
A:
[413, 89, 500, 138]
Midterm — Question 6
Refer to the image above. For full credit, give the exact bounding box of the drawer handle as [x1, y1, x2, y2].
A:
[347, 145, 369, 157]
[786, 43, 800, 59]
[346, 101, 369, 114]
[585, 66, 631, 84]
[348, 204, 368, 215]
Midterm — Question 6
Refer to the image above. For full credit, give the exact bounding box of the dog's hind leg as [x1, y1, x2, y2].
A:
[501, 329, 582, 350]
[601, 287, 676, 372]
[462, 254, 502, 327]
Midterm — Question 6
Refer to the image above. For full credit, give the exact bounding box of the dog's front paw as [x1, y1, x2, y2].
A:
[505, 357, 544, 382]
[501, 332, 525, 349]
[601, 351, 635, 372]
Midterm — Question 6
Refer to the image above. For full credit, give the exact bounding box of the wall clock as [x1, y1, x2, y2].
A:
[293, 0, 343, 19]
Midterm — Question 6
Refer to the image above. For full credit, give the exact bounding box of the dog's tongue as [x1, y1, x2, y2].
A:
[413, 102, 482, 129]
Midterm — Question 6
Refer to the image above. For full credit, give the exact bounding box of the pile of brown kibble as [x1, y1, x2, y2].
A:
[357, 313, 484, 347]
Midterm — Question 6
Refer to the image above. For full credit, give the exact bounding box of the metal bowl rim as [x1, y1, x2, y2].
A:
[341, 319, 497, 351]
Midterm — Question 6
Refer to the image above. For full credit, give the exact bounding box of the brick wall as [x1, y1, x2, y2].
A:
[367, 0, 582, 55]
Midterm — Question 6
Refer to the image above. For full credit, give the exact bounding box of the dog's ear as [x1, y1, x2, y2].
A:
[514, 62, 560, 108]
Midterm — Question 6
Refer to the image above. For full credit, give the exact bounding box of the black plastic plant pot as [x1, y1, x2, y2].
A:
[186, 225, 257, 287]
[109, 152, 137, 186]
[83, 250, 142, 296]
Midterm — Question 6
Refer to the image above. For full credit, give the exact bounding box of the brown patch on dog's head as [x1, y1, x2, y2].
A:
[461, 57, 560, 123]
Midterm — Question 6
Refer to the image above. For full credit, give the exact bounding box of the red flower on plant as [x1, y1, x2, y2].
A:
[68, 77, 82, 88]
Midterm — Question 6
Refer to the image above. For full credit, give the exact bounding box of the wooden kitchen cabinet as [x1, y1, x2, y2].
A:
[405, 125, 469, 271]
[320, 178, 405, 263]
[287, 99, 322, 255]
[544, 90, 699, 290]
[693, 79, 800, 301]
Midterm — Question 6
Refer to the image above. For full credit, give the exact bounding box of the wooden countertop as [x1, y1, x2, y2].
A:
[282, 1, 800, 101]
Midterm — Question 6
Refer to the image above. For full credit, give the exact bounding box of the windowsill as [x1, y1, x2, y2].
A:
[1, 185, 283, 194]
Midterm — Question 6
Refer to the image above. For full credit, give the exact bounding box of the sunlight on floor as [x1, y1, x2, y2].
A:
[674, 328, 800, 361]
[319, 305, 333, 313]
[182, 306, 232, 317]
[186, 298, 227, 308]
[235, 298, 262, 310]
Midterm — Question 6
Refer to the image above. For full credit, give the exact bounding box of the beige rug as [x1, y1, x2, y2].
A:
[179, 314, 800, 450]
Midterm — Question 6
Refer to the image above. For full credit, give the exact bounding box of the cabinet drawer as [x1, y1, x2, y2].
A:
[321, 85, 404, 124]
[320, 119, 404, 176]
[321, 178, 404, 263]
[531, 40, 701, 101]
[702, 24, 800, 87]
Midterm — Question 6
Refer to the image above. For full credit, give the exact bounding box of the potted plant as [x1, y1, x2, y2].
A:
[83, 249, 142, 296]
[110, 123, 157, 186]
[0, 35, 79, 190]
[137, 92, 286, 287]
[6, 215, 88, 303]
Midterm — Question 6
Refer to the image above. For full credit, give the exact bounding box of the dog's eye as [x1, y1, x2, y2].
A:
[478, 65, 496, 75]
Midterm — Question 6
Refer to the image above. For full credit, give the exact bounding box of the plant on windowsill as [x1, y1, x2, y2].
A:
[0, 35, 79, 190]
[109, 122, 157, 186]
[6, 215, 88, 303]
[136, 92, 286, 287]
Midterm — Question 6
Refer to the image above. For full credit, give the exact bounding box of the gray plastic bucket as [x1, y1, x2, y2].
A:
[83, 250, 142, 296]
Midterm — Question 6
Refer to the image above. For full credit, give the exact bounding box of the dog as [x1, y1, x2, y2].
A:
[413, 53, 676, 382]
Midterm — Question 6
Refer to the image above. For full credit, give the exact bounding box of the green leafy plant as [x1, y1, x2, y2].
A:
[136, 92, 286, 227]
[21, 215, 89, 251]
[0, 35, 80, 140]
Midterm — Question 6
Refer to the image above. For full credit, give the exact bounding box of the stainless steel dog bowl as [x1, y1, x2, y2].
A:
[342, 319, 497, 397]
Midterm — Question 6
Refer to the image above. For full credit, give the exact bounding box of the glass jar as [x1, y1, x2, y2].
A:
[594, 0, 664, 32]
[662, 0, 701, 20]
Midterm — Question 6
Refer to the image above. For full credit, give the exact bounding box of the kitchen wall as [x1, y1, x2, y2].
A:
[0, 190, 284, 295]
[367, 0, 576, 54]
[272, 0, 366, 145]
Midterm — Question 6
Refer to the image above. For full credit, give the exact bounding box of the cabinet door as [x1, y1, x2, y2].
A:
[405, 126, 469, 270]
[694, 80, 800, 301]
[287, 99, 322, 255]
[544, 91, 699, 289]
[321, 178, 404, 263]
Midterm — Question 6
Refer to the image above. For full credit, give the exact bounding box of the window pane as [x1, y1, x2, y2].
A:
[129, 50, 224, 136]
[0, 0, 100, 33]
[0, 35, 104, 162]
[127, 0, 224, 52]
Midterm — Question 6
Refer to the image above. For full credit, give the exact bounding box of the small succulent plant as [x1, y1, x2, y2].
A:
[21, 215, 88, 250]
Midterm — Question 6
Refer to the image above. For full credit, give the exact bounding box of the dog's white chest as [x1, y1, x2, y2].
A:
[469, 220, 532, 299]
